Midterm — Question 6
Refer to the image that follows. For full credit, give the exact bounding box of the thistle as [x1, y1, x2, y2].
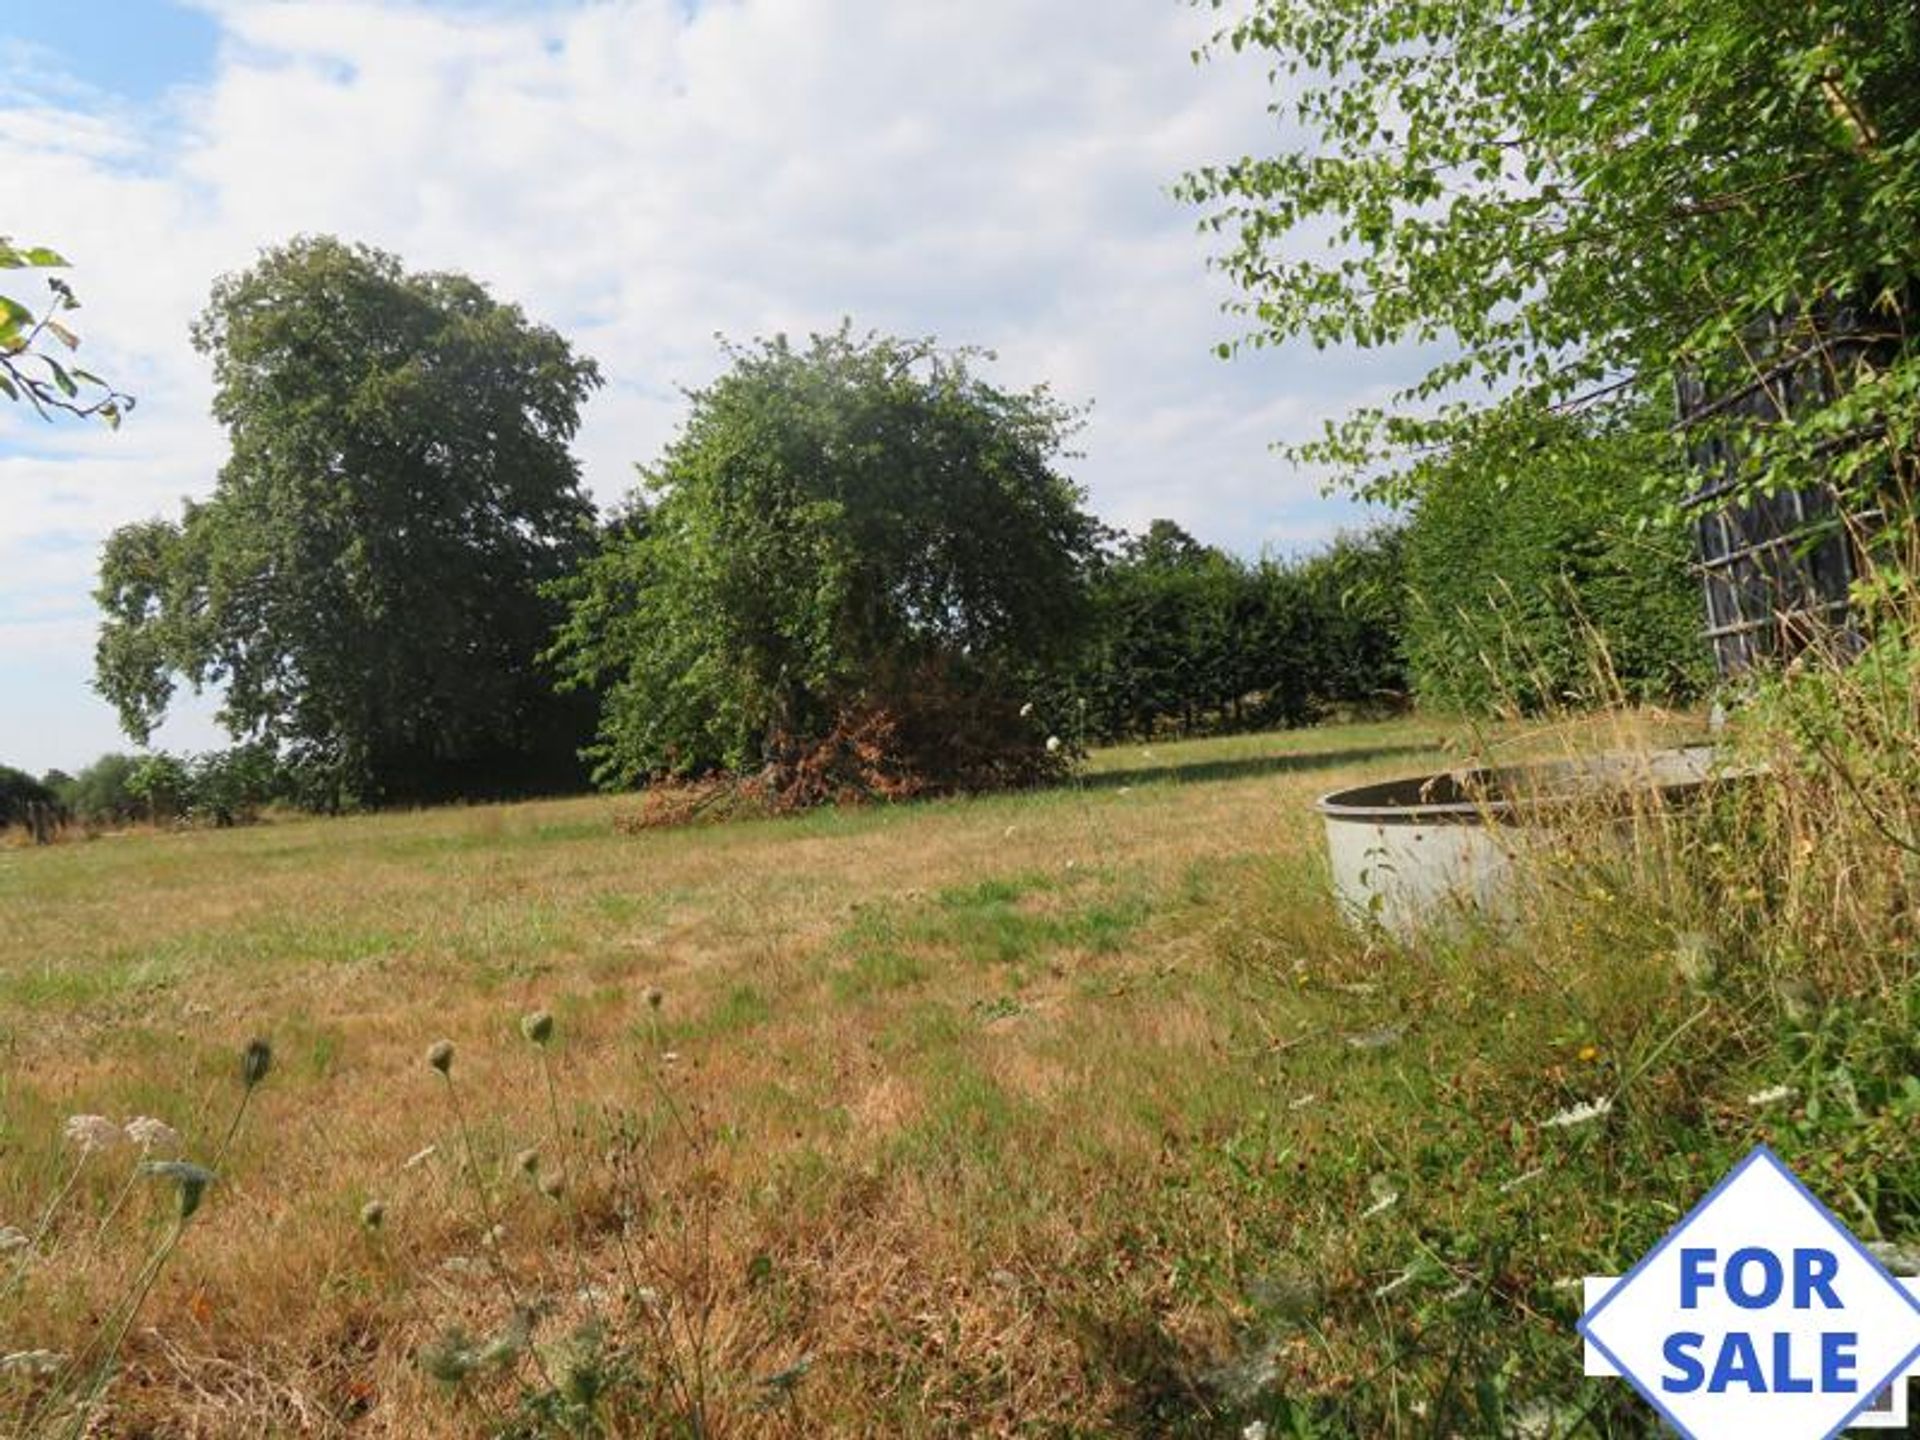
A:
[241, 1037, 274, 1089]
[143, 1160, 217, 1221]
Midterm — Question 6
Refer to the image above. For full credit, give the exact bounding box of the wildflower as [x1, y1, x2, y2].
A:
[0, 1226, 28, 1253]
[644, 987, 664, 1010]
[402, 1144, 438, 1172]
[63, 1114, 120, 1155]
[1243, 1424, 1269, 1440]
[1372, 1264, 1419, 1299]
[143, 1160, 217, 1221]
[1577, 1044, 1599, 1063]
[1359, 1190, 1399, 1220]
[1542, 1096, 1613, 1130]
[428, 1039, 455, 1075]
[360, 1200, 386, 1230]
[1498, 1166, 1547, 1194]
[661, 1050, 681, 1065]
[520, 1010, 554, 1047]
[124, 1116, 181, 1153]
[515, 1148, 541, 1177]
[242, 1036, 274, 1088]
[0, 1350, 65, 1377]
[1745, 1083, 1795, 1108]
[1019, 702, 1035, 718]
[1045, 735, 1062, 754]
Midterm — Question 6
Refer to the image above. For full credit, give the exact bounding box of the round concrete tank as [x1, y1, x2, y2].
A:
[1315, 746, 1737, 936]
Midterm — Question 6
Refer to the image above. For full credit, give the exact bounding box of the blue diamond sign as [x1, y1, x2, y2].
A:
[1579, 1145, 1920, 1438]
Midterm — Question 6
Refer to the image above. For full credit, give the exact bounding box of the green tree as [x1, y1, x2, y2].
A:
[550, 328, 1100, 795]
[1401, 414, 1709, 712]
[1182, 0, 1920, 504]
[95, 237, 602, 807]
[1, 237, 131, 425]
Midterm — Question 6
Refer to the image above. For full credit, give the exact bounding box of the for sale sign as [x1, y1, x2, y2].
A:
[1579, 1145, 1920, 1438]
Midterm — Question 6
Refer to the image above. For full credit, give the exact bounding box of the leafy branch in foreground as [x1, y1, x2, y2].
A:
[1181, 0, 1919, 504]
[0, 238, 132, 427]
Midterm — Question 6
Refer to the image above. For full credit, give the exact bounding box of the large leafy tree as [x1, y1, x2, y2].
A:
[1182, 0, 1920, 503]
[95, 237, 602, 807]
[550, 328, 1101, 794]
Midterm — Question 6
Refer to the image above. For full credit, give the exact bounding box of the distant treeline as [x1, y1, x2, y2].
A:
[17, 237, 1707, 819]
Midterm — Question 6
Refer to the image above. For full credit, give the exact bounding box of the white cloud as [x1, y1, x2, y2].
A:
[0, 0, 1412, 773]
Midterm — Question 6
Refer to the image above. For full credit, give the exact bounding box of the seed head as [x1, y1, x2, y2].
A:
[144, 1160, 217, 1221]
[520, 1010, 555, 1046]
[644, 987, 664, 1011]
[242, 1037, 274, 1089]
[427, 1040, 455, 1075]
[360, 1199, 386, 1230]
[1045, 735, 1062, 754]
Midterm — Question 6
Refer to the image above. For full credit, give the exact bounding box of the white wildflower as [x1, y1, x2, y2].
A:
[1745, 1084, 1795, 1108]
[1242, 1423, 1269, 1440]
[661, 1050, 682, 1065]
[1372, 1264, 1419, 1299]
[0, 1226, 28, 1253]
[1359, 1190, 1400, 1220]
[1019, 702, 1035, 718]
[402, 1144, 438, 1172]
[1498, 1166, 1547, 1194]
[63, 1115, 119, 1155]
[0, 1350, 65, 1376]
[1541, 1096, 1613, 1130]
[124, 1116, 180, 1153]
[1045, 735, 1062, 754]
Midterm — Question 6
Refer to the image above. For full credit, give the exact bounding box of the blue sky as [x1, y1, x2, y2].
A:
[0, 0, 1409, 776]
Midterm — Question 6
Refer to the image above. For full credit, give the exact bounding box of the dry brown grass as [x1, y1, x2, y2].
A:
[2, 721, 1464, 1436]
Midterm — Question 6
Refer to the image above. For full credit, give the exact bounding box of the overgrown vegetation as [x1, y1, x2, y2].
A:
[548, 327, 1100, 801]
[1062, 520, 1408, 740]
[1399, 412, 1710, 714]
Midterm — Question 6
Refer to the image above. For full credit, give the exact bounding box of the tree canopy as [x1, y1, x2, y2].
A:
[549, 328, 1101, 797]
[1182, 0, 1920, 503]
[94, 236, 602, 807]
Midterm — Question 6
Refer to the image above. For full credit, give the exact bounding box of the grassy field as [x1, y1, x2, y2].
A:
[3, 713, 1914, 1437]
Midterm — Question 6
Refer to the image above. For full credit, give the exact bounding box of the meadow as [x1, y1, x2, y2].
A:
[3, 713, 1914, 1437]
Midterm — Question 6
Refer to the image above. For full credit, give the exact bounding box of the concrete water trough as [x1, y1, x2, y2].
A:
[1315, 745, 1744, 936]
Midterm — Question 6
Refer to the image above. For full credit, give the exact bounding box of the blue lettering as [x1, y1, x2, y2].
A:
[1823, 1332, 1858, 1391]
[1680, 1249, 1717, 1307]
[1726, 1247, 1783, 1308]
[1709, 1332, 1765, 1393]
[1795, 1249, 1841, 1308]
[1771, 1332, 1813, 1393]
[1662, 1332, 1705, 1393]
